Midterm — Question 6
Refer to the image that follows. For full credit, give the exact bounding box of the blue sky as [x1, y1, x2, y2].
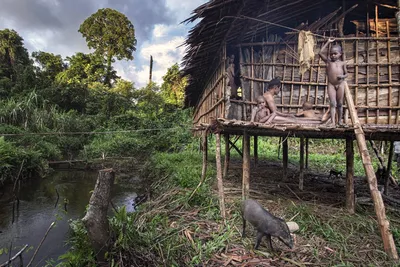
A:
[0, 0, 207, 88]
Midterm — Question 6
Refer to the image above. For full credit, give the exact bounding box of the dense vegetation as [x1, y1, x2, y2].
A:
[0, 8, 189, 186]
[2, 8, 399, 267]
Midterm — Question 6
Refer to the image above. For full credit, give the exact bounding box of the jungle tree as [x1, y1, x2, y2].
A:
[78, 8, 136, 86]
[32, 51, 65, 86]
[0, 29, 32, 96]
[160, 63, 187, 107]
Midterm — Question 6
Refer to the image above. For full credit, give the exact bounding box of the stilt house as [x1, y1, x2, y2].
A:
[182, 0, 400, 259]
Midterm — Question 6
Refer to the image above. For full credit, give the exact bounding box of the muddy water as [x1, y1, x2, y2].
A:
[0, 170, 139, 266]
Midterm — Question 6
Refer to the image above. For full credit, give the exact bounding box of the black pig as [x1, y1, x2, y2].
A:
[241, 199, 294, 251]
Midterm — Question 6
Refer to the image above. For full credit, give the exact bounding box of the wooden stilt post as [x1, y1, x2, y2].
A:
[215, 133, 226, 219]
[243, 131, 251, 199]
[223, 134, 230, 178]
[277, 137, 282, 159]
[384, 141, 394, 195]
[283, 137, 289, 180]
[344, 82, 398, 259]
[299, 137, 305, 190]
[254, 136, 258, 167]
[188, 130, 208, 201]
[346, 138, 355, 214]
[305, 138, 309, 169]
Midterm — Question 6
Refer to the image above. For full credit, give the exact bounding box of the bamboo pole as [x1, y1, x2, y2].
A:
[386, 21, 393, 124]
[355, 25, 359, 122]
[305, 138, 309, 169]
[397, 0, 400, 35]
[375, 5, 380, 124]
[344, 81, 398, 260]
[188, 130, 208, 201]
[223, 134, 230, 178]
[346, 138, 355, 214]
[366, 40, 370, 123]
[299, 137, 305, 190]
[242, 131, 251, 199]
[283, 137, 289, 180]
[237, 37, 399, 47]
[384, 141, 394, 195]
[215, 133, 226, 219]
[289, 46, 295, 113]
[254, 135, 258, 167]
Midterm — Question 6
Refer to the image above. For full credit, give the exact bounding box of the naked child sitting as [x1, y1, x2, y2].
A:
[295, 101, 320, 118]
[319, 38, 348, 126]
[296, 101, 331, 123]
[251, 95, 271, 123]
[263, 78, 296, 124]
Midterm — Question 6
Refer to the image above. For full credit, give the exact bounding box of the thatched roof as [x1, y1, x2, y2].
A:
[181, 0, 397, 107]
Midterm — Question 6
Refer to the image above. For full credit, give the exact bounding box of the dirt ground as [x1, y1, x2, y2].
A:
[205, 158, 400, 267]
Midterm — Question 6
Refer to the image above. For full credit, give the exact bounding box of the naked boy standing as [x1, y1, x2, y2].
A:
[319, 38, 348, 126]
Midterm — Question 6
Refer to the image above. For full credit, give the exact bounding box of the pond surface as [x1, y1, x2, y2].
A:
[0, 170, 139, 266]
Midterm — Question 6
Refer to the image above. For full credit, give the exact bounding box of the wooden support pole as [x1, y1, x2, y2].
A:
[369, 140, 397, 186]
[397, 0, 400, 35]
[305, 138, 309, 169]
[223, 134, 230, 178]
[344, 82, 398, 260]
[242, 131, 251, 199]
[384, 141, 394, 195]
[229, 139, 243, 158]
[254, 136, 258, 167]
[188, 130, 208, 201]
[283, 137, 289, 180]
[346, 138, 355, 214]
[299, 137, 305, 191]
[82, 169, 115, 264]
[215, 133, 226, 219]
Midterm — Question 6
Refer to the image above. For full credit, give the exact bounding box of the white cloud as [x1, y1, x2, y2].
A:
[116, 24, 189, 88]
[166, 0, 207, 22]
[0, 0, 208, 88]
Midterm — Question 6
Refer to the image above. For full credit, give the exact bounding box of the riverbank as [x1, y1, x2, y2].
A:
[61, 147, 400, 266]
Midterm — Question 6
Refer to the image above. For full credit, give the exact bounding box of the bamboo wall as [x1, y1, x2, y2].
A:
[238, 31, 400, 125]
[192, 48, 226, 126]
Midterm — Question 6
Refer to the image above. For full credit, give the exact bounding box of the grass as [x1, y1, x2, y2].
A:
[59, 138, 400, 266]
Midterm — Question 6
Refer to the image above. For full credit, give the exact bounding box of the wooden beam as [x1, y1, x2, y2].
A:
[242, 131, 251, 199]
[346, 138, 355, 214]
[299, 137, 305, 190]
[254, 136, 258, 167]
[223, 134, 230, 178]
[305, 138, 309, 169]
[229, 139, 243, 158]
[215, 133, 226, 220]
[202, 130, 208, 186]
[344, 81, 398, 259]
[283, 137, 289, 180]
[384, 141, 394, 195]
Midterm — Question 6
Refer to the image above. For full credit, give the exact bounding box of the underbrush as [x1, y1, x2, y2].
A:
[58, 137, 400, 266]
[60, 150, 235, 266]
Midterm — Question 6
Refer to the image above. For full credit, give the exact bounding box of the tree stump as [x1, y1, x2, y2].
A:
[82, 168, 115, 264]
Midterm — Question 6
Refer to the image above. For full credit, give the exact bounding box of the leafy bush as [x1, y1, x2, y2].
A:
[0, 136, 47, 184]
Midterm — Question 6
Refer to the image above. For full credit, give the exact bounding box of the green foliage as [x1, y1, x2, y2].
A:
[32, 51, 64, 86]
[56, 52, 110, 87]
[0, 29, 34, 96]
[160, 63, 187, 107]
[58, 219, 96, 266]
[79, 8, 136, 85]
[110, 78, 134, 97]
[0, 136, 47, 184]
